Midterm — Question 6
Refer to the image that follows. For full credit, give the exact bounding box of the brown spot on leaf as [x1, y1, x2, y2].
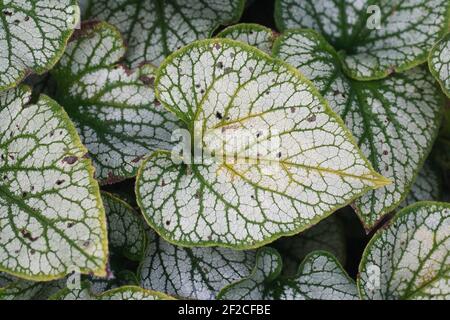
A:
[62, 156, 78, 165]
[154, 99, 161, 106]
[140, 75, 155, 86]
[307, 115, 317, 122]
[21, 229, 38, 242]
[131, 155, 145, 163]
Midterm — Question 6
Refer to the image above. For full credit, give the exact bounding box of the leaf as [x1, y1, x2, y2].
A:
[85, 0, 245, 67]
[0, 272, 45, 300]
[136, 38, 389, 248]
[398, 162, 442, 210]
[217, 23, 276, 54]
[218, 248, 358, 300]
[102, 192, 146, 262]
[273, 30, 444, 229]
[429, 33, 450, 98]
[272, 214, 346, 277]
[51, 22, 180, 183]
[50, 281, 173, 300]
[275, 0, 450, 80]
[0, 85, 108, 280]
[0, 0, 80, 91]
[139, 228, 256, 300]
[358, 202, 450, 300]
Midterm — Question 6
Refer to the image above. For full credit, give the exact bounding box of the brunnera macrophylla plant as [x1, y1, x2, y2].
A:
[0, 0, 449, 301]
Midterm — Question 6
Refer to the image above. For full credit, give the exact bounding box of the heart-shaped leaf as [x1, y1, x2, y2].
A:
[0, 85, 108, 280]
[399, 162, 442, 210]
[0, 0, 80, 91]
[1, 192, 146, 300]
[218, 248, 358, 300]
[358, 202, 450, 300]
[50, 281, 174, 300]
[84, 0, 245, 67]
[136, 38, 389, 248]
[139, 228, 256, 300]
[429, 33, 450, 98]
[273, 30, 444, 229]
[275, 0, 450, 80]
[272, 214, 346, 277]
[217, 23, 276, 54]
[51, 22, 180, 183]
[102, 192, 146, 262]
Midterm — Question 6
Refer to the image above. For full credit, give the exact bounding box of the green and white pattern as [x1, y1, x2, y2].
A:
[275, 0, 450, 80]
[85, 0, 245, 67]
[51, 22, 180, 183]
[399, 163, 442, 209]
[102, 192, 146, 262]
[218, 23, 276, 54]
[139, 228, 256, 300]
[0, 0, 79, 91]
[429, 33, 450, 98]
[358, 202, 450, 300]
[218, 248, 358, 300]
[0, 86, 108, 280]
[273, 215, 346, 276]
[50, 281, 173, 300]
[136, 38, 389, 248]
[274, 30, 443, 229]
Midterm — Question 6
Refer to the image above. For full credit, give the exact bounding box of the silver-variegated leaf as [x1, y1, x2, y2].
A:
[139, 228, 256, 300]
[218, 23, 276, 54]
[218, 248, 358, 300]
[275, 0, 450, 80]
[51, 22, 180, 183]
[85, 0, 245, 66]
[358, 202, 450, 300]
[0, 0, 80, 91]
[0, 85, 108, 281]
[136, 38, 389, 248]
[273, 30, 444, 229]
[429, 33, 450, 98]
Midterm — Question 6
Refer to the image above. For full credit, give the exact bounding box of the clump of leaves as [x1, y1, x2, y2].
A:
[0, 0, 449, 301]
